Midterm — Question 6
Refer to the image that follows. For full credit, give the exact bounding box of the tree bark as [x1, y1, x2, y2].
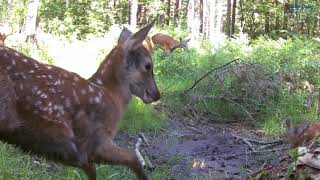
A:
[166, 0, 171, 25]
[130, 0, 138, 28]
[187, 0, 195, 39]
[216, 0, 224, 33]
[174, 0, 180, 26]
[231, 0, 237, 35]
[209, 0, 216, 42]
[25, 0, 39, 37]
[265, 10, 270, 33]
[226, 0, 231, 37]
[275, 0, 280, 31]
[159, 0, 165, 26]
[200, 0, 204, 33]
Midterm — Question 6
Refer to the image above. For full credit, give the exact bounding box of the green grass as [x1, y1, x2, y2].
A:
[120, 97, 165, 133]
[0, 141, 171, 179]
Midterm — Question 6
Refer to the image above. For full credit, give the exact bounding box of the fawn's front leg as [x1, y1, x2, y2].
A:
[93, 138, 148, 180]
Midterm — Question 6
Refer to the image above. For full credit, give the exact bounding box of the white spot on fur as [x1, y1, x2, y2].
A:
[73, 76, 80, 82]
[19, 84, 23, 90]
[65, 98, 71, 107]
[15, 52, 20, 57]
[88, 85, 94, 92]
[96, 79, 103, 85]
[29, 70, 35, 73]
[22, 58, 28, 63]
[12, 60, 16, 66]
[80, 89, 87, 95]
[94, 97, 101, 103]
[6, 66, 12, 70]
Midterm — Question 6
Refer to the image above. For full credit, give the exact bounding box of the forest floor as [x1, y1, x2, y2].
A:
[116, 115, 288, 180]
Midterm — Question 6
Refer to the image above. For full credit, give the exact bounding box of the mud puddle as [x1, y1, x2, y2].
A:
[116, 117, 288, 180]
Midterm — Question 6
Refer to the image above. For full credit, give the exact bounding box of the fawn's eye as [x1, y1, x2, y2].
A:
[145, 63, 151, 71]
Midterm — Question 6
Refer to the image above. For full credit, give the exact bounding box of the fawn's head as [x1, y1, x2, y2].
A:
[117, 21, 160, 104]
[178, 37, 191, 51]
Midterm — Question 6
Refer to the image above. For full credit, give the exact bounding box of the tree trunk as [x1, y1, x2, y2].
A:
[187, 0, 195, 39]
[216, 0, 224, 33]
[226, 0, 231, 37]
[130, 0, 138, 28]
[174, 0, 180, 26]
[231, 0, 237, 35]
[6, 0, 11, 9]
[283, 2, 288, 31]
[265, 10, 270, 33]
[200, 0, 204, 33]
[159, 0, 165, 26]
[239, 0, 244, 32]
[209, 0, 216, 42]
[25, 0, 39, 38]
[166, 0, 171, 25]
[275, 0, 280, 31]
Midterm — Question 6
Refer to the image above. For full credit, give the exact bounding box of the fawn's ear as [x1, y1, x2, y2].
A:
[125, 19, 155, 51]
[118, 27, 133, 44]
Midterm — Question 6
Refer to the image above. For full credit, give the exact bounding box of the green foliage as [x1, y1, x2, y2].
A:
[152, 35, 320, 136]
[121, 97, 165, 133]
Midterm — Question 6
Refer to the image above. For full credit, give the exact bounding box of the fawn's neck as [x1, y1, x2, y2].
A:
[89, 47, 132, 107]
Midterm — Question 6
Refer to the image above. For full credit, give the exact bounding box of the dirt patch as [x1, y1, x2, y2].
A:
[116, 117, 288, 180]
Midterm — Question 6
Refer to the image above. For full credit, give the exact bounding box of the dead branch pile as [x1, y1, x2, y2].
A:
[179, 62, 282, 122]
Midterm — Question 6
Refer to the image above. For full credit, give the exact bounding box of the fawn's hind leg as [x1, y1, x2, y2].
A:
[93, 139, 148, 180]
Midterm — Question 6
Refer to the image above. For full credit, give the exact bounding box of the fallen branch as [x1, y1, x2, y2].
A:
[226, 147, 289, 159]
[135, 138, 146, 167]
[232, 134, 283, 145]
[184, 58, 239, 94]
[138, 132, 149, 146]
[223, 97, 255, 122]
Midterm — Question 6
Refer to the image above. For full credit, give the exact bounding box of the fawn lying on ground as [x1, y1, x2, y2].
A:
[0, 20, 159, 180]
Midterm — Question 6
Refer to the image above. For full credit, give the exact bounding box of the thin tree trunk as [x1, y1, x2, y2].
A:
[226, 0, 231, 37]
[174, 0, 180, 26]
[265, 10, 270, 33]
[166, 0, 171, 25]
[283, 2, 288, 31]
[275, 0, 280, 31]
[239, 0, 244, 32]
[25, 0, 39, 38]
[159, 0, 165, 26]
[231, 0, 237, 35]
[209, 0, 216, 42]
[187, 0, 195, 39]
[200, 0, 204, 33]
[216, 0, 224, 33]
[130, 0, 138, 28]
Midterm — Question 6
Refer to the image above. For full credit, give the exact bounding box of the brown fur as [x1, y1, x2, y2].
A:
[283, 122, 320, 148]
[0, 23, 11, 46]
[151, 33, 190, 53]
[0, 21, 158, 180]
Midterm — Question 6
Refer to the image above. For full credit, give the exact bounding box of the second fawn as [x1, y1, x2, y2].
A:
[151, 33, 190, 54]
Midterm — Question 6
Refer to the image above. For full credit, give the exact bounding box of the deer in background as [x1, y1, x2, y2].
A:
[0, 20, 159, 180]
[0, 23, 12, 46]
[151, 33, 190, 54]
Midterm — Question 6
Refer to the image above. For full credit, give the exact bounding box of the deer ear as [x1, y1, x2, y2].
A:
[126, 19, 155, 51]
[118, 27, 133, 44]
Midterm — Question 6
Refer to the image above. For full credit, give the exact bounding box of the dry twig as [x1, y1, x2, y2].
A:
[184, 59, 239, 94]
